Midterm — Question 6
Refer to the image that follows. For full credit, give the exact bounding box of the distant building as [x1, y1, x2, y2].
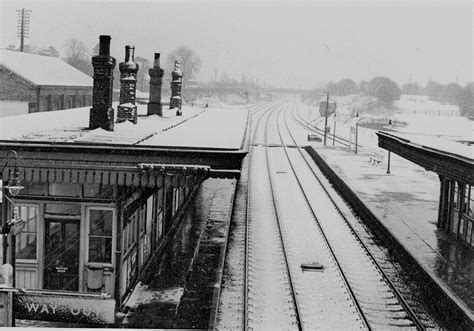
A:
[396, 94, 460, 116]
[0, 50, 93, 116]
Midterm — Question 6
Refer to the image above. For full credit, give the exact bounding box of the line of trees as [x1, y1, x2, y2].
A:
[6, 44, 60, 57]
[327, 77, 401, 106]
[7, 39, 202, 94]
[326, 77, 473, 117]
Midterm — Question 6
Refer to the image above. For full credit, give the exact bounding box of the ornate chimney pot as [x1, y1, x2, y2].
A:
[170, 60, 183, 116]
[117, 45, 139, 124]
[147, 53, 165, 116]
[89, 35, 116, 131]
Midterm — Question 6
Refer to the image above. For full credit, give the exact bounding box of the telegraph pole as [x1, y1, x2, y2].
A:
[17, 8, 31, 52]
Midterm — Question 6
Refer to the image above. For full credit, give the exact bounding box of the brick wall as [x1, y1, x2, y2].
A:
[0, 67, 36, 102]
[1, 66, 93, 113]
[36, 86, 92, 112]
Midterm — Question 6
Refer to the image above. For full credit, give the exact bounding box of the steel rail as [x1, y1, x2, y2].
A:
[262, 103, 303, 330]
[281, 102, 426, 330]
[273, 103, 370, 330]
[244, 101, 283, 331]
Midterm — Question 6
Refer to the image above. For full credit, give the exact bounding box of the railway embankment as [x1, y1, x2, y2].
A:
[305, 145, 474, 329]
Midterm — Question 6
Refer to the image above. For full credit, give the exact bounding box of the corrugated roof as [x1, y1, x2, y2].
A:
[0, 49, 92, 87]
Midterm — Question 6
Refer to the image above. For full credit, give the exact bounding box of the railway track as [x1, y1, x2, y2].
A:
[290, 103, 359, 149]
[243, 102, 426, 330]
[277, 102, 425, 329]
[245, 102, 300, 329]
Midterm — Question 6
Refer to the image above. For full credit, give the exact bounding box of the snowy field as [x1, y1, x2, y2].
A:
[309, 95, 473, 158]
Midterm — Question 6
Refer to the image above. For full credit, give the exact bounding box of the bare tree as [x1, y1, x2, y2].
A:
[165, 45, 201, 88]
[135, 56, 152, 92]
[64, 38, 92, 76]
[64, 38, 88, 60]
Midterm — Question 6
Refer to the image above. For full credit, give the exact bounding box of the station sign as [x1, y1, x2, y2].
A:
[14, 290, 116, 325]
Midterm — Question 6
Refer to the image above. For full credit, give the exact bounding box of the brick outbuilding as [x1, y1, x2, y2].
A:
[0, 50, 93, 116]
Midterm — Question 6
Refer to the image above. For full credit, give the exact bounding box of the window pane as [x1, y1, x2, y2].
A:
[89, 236, 112, 263]
[15, 205, 38, 260]
[140, 205, 146, 234]
[146, 197, 153, 232]
[45, 203, 81, 216]
[16, 233, 37, 259]
[18, 206, 37, 232]
[89, 209, 113, 236]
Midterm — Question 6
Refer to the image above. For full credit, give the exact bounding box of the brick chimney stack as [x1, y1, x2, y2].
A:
[147, 53, 165, 116]
[117, 45, 139, 124]
[170, 60, 183, 116]
[89, 35, 116, 131]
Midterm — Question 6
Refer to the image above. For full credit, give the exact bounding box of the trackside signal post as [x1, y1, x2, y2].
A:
[323, 92, 329, 146]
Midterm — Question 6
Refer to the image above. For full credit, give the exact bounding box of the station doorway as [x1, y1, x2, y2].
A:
[43, 219, 80, 291]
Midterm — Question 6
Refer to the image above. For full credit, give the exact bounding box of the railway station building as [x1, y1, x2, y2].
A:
[0, 36, 247, 324]
[0, 50, 93, 116]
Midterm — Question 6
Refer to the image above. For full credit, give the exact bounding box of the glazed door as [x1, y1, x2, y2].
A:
[44, 219, 80, 291]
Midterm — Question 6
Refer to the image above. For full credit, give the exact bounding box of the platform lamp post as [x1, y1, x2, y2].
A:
[1, 151, 25, 275]
[332, 112, 337, 146]
[355, 113, 360, 154]
[386, 119, 393, 174]
[0, 152, 24, 327]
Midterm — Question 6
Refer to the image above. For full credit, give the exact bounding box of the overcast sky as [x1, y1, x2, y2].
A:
[1, 0, 472, 89]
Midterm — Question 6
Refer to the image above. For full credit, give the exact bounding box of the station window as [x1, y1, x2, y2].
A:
[88, 208, 113, 264]
[452, 182, 459, 210]
[173, 188, 179, 214]
[123, 209, 138, 254]
[154, 189, 164, 246]
[141, 196, 153, 264]
[463, 185, 473, 217]
[139, 204, 146, 235]
[15, 205, 39, 260]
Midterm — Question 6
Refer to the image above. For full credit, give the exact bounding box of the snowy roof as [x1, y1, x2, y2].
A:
[395, 133, 473, 160]
[0, 49, 92, 87]
[380, 131, 473, 161]
[0, 103, 248, 150]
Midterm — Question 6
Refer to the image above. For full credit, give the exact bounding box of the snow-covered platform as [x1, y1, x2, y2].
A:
[0, 103, 249, 151]
[0, 103, 249, 178]
[306, 143, 474, 327]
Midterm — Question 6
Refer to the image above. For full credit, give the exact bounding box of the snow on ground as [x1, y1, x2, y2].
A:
[140, 105, 248, 149]
[123, 282, 184, 311]
[393, 113, 472, 138]
[310, 95, 473, 159]
[0, 101, 30, 118]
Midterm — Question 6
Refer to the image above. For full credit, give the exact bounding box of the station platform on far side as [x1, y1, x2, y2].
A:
[305, 143, 474, 327]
